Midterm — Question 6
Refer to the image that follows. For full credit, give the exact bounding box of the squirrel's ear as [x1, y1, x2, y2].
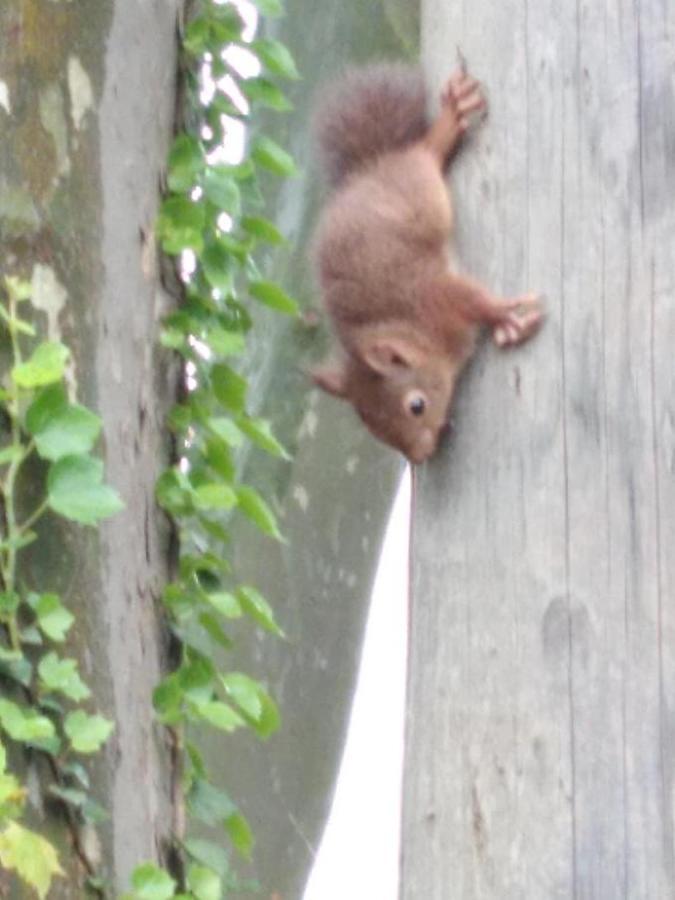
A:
[360, 335, 423, 375]
[310, 362, 348, 398]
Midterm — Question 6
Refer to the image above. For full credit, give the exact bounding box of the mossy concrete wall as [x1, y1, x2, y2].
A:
[0, 1, 180, 893]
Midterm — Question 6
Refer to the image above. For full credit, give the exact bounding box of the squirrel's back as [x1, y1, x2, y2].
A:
[313, 63, 428, 188]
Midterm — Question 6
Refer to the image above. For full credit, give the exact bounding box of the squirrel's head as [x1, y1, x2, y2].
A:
[311, 334, 458, 464]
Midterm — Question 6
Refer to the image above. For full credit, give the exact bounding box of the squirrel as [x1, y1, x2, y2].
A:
[309, 62, 542, 464]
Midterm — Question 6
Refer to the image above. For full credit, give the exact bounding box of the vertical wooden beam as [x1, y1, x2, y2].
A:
[402, 1, 675, 896]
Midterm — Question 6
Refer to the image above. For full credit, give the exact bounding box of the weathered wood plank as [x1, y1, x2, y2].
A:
[402, 1, 675, 897]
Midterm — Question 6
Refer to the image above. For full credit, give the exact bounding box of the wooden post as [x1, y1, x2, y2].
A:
[402, 1, 675, 897]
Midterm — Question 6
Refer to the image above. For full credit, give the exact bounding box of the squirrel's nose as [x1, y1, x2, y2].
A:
[407, 428, 435, 464]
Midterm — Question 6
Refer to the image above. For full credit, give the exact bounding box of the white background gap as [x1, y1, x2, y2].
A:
[303, 468, 411, 900]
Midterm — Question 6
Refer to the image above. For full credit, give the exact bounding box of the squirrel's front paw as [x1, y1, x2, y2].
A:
[440, 67, 487, 132]
[492, 293, 544, 348]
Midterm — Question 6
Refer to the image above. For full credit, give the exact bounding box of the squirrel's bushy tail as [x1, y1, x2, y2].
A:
[313, 64, 428, 188]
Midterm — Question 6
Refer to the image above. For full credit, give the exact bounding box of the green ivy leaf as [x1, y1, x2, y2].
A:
[220, 673, 263, 722]
[250, 38, 300, 80]
[186, 742, 207, 781]
[198, 518, 231, 546]
[226, 811, 254, 859]
[204, 438, 235, 481]
[241, 77, 292, 112]
[0, 746, 25, 820]
[183, 17, 212, 56]
[162, 584, 197, 626]
[159, 327, 186, 351]
[238, 170, 265, 208]
[203, 328, 246, 357]
[168, 133, 204, 192]
[129, 861, 176, 900]
[153, 674, 183, 725]
[202, 166, 241, 214]
[48, 455, 124, 525]
[0, 656, 32, 689]
[208, 93, 242, 124]
[214, 231, 253, 264]
[198, 612, 233, 649]
[0, 772, 25, 820]
[236, 585, 283, 636]
[187, 864, 221, 900]
[236, 414, 289, 458]
[28, 593, 74, 642]
[11, 342, 69, 389]
[168, 403, 193, 435]
[221, 672, 280, 739]
[210, 4, 245, 41]
[212, 364, 247, 412]
[26, 385, 102, 461]
[207, 417, 244, 448]
[178, 655, 216, 705]
[193, 700, 245, 733]
[187, 778, 236, 827]
[38, 652, 91, 702]
[64, 711, 114, 754]
[202, 241, 235, 294]
[236, 485, 284, 540]
[241, 215, 285, 245]
[25, 383, 65, 428]
[193, 482, 238, 511]
[248, 279, 299, 315]
[0, 446, 23, 465]
[0, 822, 63, 899]
[156, 468, 193, 516]
[0, 699, 55, 745]
[184, 839, 230, 878]
[205, 591, 242, 619]
[251, 136, 298, 177]
[157, 196, 205, 255]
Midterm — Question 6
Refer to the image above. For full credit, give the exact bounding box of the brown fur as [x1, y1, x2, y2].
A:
[311, 64, 543, 463]
[313, 65, 428, 188]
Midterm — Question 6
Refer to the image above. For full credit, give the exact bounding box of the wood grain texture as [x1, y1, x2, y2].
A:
[402, 1, 675, 897]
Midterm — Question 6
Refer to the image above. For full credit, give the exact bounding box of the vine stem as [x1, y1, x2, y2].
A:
[18, 496, 49, 535]
[5, 291, 24, 596]
[0, 292, 25, 650]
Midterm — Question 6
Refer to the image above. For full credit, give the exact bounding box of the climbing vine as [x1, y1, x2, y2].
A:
[0, 274, 120, 897]
[126, 0, 299, 896]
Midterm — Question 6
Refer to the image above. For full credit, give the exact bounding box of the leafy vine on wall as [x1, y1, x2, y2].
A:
[128, 0, 299, 896]
[0, 274, 120, 897]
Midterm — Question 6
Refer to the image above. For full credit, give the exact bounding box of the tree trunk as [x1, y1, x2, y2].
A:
[0, 0, 179, 893]
[402, 1, 675, 897]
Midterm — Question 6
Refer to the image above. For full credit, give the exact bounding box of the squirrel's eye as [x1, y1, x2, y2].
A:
[408, 395, 426, 416]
